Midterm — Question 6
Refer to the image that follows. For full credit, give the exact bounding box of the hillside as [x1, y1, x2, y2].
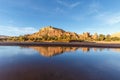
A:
[27, 26, 79, 41]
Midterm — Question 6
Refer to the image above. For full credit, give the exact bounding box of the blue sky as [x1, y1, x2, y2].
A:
[0, 0, 120, 36]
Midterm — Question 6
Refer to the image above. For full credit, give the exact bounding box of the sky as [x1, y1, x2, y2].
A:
[0, 0, 120, 36]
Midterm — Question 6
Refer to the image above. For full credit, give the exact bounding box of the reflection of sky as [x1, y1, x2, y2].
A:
[0, 46, 120, 58]
[0, 46, 120, 80]
[0, 46, 36, 57]
[60, 48, 120, 71]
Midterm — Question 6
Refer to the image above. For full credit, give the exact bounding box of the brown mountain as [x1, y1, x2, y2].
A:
[27, 26, 79, 40]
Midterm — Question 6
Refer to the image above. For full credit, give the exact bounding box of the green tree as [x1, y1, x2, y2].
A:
[42, 34, 48, 40]
[98, 34, 105, 41]
[111, 37, 120, 41]
[105, 34, 111, 41]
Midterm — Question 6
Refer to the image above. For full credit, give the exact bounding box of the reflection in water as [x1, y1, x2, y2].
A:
[0, 46, 120, 80]
[26, 46, 79, 57]
[22, 46, 120, 57]
[111, 48, 120, 52]
[81, 47, 90, 52]
[21, 46, 112, 57]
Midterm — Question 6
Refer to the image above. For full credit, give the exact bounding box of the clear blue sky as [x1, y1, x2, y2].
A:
[0, 0, 120, 36]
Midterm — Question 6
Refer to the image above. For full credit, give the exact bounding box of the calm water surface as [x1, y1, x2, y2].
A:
[0, 46, 120, 80]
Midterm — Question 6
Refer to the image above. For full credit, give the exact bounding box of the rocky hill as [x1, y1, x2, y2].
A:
[27, 26, 79, 40]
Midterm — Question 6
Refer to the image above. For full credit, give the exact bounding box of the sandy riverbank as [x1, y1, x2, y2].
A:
[0, 42, 120, 48]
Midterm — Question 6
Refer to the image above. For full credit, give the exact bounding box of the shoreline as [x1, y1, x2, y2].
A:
[0, 42, 120, 48]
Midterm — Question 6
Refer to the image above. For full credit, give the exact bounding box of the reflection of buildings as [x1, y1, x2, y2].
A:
[21, 46, 118, 57]
[93, 48, 104, 52]
[28, 46, 79, 57]
[111, 48, 120, 52]
[92, 48, 120, 52]
[81, 47, 90, 52]
[93, 48, 97, 52]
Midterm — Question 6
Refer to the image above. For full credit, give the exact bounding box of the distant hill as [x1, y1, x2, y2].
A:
[4, 26, 120, 42]
[27, 26, 79, 40]
[0, 35, 9, 39]
[111, 32, 120, 37]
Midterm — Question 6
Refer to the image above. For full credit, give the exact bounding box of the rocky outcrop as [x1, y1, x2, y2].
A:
[34, 26, 65, 37]
[27, 26, 79, 39]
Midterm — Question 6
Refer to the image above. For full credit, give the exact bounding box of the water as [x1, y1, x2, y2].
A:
[0, 46, 120, 80]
